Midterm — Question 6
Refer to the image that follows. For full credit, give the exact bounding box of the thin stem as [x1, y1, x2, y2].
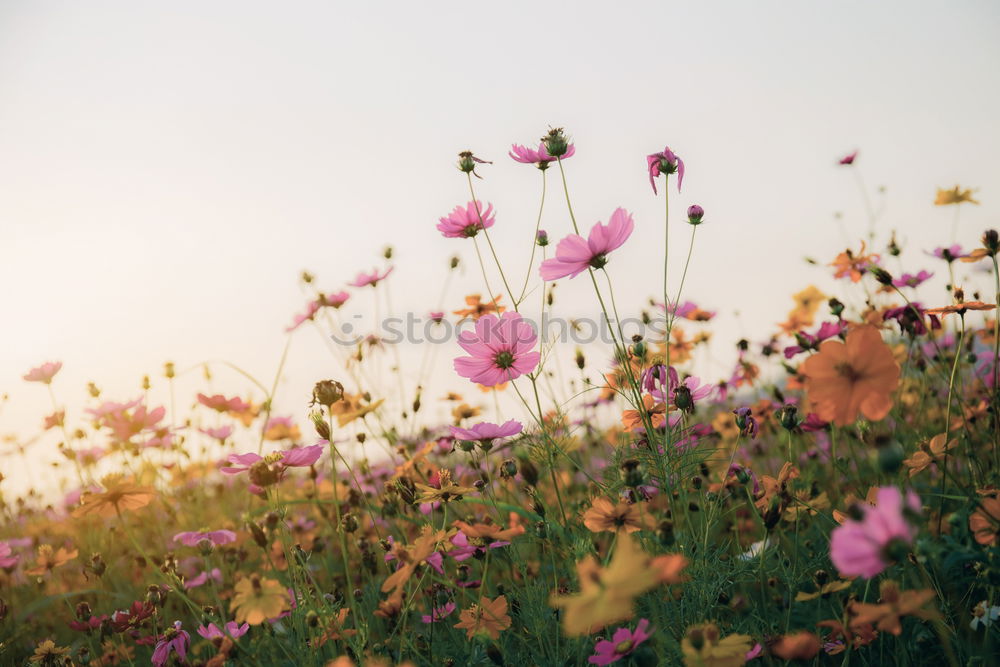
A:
[517, 170, 548, 305]
[467, 173, 516, 310]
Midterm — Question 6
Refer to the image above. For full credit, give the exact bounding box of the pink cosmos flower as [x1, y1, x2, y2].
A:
[453, 312, 540, 386]
[173, 530, 237, 547]
[0, 542, 20, 568]
[589, 618, 653, 665]
[23, 361, 62, 384]
[449, 531, 510, 562]
[437, 201, 495, 239]
[89, 400, 166, 444]
[830, 486, 922, 579]
[509, 142, 576, 169]
[197, 393, 251, 413]
[184, 568, 222, 589]
[669, 375, 714, 413]
[152, 621, 190, 667]
[839, 150, 858, 165]
[429, 311, 445, 324]
[449, 420, 523, 445]
[539, 208, 634, 281]
[43, 411, 65, 430]
[349, 266, 394, 287]
[647, 147, 684, 194]
[199, 425, 234, 441]
[665, 300, 716, 321]
[221, 444, 323, 474]
[421, 601, 457, 624]
[198, 621, 249, 640]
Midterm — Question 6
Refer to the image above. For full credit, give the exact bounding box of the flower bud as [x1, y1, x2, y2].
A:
[984, 229, 1000, 254]
[499, 459, 518, 480]
[536, 230, 549, 247]
[828, 298, 845, 317]
[686, 204, 705, 225]
[869, 266, 894, 286]
[541, 127, 570, 158]
[312, 380, 345, 408]
[778, 405, 800, 432]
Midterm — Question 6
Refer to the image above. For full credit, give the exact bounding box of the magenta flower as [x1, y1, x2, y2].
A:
[589, 618, 653, 665]
[646, 146, 684, 194]
[221, 444, 323, 474]
[892, 270, 934, 288]
[349, 266, 394, 287]
[838, 150, 858, 165]
[830, 486, 922, 579]
[23, 361, 62, 384]
[152, 621, 190, 667]
[173, 530, 237, 548]
[321, 291, 350, 308]
[197, 621, 250, 640]
[437, 201, 495, 239]
[509, 142, 575, 169]
[453, 313, 540, 386]
[449, 420, 523, 445]
[421, 601, 457, 624]
[539, 208, 634, 281]
[429, 311, 445, 324]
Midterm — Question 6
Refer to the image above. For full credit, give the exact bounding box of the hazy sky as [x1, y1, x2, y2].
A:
[2, 1, 999, 481]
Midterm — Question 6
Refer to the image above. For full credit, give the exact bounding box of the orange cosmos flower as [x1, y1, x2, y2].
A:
[902, 433, 957, 478]
[454, 595, 512, 640]
[453, 519, 526, 542]
[925, 301, 995, 316]
[801, 325, 900, 426]
[848, 580, 938, 636]
[582, 497, 653, 534]
[969, 491, 1000, 546]
[25, 544, 79, 576]
[72, 475, 155, 518]
[831, 242, 880, 283]
[770, 632, 821, 660]
[453, 293, 505, 320]
[621, 395, 666, 432]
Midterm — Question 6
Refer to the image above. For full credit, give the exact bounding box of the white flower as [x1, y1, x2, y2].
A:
[739, 537, 774, 561]
[970, 600, 1000, 630]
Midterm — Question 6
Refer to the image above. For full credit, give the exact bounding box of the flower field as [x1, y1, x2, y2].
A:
[3, 131, 999, 666]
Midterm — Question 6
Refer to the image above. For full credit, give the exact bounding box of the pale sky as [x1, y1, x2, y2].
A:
[2, 1, 999, 486]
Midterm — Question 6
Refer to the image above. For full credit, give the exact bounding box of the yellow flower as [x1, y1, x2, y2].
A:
[29, 639, 71, 664]
[681, 622, 752, 667]
[934, 186, 979, 206]
[454, 595, 512, 640]
[549, 532, 687, 635]
[230, 575, 290, 625]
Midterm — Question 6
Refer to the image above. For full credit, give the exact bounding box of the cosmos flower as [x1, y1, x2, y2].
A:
[23, 361, 62, 384]
[830, 487, 921, 578]
[509, 142, 575, 169]
[449, 420, 522, 446]
[71, 476, 155, 518]
[453, 312, 540, 386]
[437, 201, 495, 238]
[582, 497, 653, 534]
[151, 622, 190, 667]
[839, 150, 858, 165]
[220, 444, 323, 474]
[173, 530, 238, 547]
[891, 270, 933, 288]
[801, 325, 900, 427]
[197, 621, 250, 640]
[454, 595, 512, 640]
[349, 266, 394, 287]
[422, 602, 457, 624]
[539, 208, 634, 280]
[230, 575, 290, 625]
[197, 393, 251, 413]
[646, 146, 685, 194]
[589, 618, 653, 665]
[934, 186, 979, 206]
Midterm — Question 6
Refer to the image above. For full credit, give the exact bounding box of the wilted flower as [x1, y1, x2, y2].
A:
[646, 146, 684, 194]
